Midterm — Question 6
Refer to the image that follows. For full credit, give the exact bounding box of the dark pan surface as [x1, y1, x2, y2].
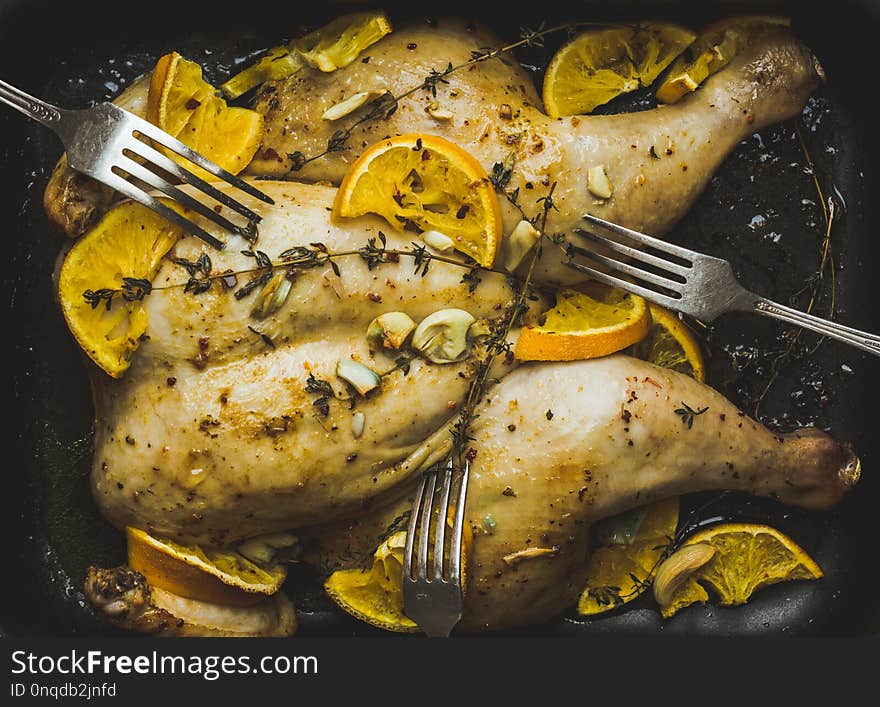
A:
[2, 0, 878, 636]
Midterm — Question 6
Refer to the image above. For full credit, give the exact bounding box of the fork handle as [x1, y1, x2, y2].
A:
[0, 79, 64, 128]
[749, 296, 880, 357]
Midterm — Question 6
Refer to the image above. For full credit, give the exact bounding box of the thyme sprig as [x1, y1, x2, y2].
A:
[83, 240, 510, 309]
[674, 401, 709, 429]
[449, 183, 557, 468]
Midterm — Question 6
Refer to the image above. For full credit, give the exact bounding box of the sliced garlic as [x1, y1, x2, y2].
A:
[250, 271, 293, 319]
[503, 219, 541, 273]
[351, 411, 366, 439]
[237, 532, 299, 565]
[652, 542, 716, 607]
[366, 312, 416, 350]
[419, 229, 454, 252]
[336, 358, 382, 395]
[427, 101, 453, 121]
[322, 90, 386, 121]
[412, 308, 475, 364]
[468, 318, 492, 339]
[502, 547, 559, 566]
[587, 165, 614, 199]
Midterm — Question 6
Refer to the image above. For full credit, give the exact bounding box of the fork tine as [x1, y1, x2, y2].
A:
[127, 136, 265, 224]
[432, 460, 454, 581]
[102, 172, 225, 250]
[582, 213, 696, 262]
[573, 228, 691, 278]
[116, 157, 257, 242]
[448, 459, 469, 587]
[566, 242, 684, 294]
[402, 472, 429, 582]
[416, 472, 438, 580]
[130, 116, 275, 205]
[564, 257, 683, 311]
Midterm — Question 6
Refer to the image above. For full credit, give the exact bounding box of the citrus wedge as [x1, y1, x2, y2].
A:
[147, 52, 263, 177]
[333, 133, 503, 267]
[57, 201, 181, 377]
[542, 23, 696, 117]
[654, 523, 823, 619]
[578, 497, 679, 615]
[630, 304, 705, 382]
[220, 11, 392, 99]
[514, 282, 651, 361]
[324, 531, 419, 632]
[655, 15, 790, 104]
[126, 527, 287, 608]
[325, 517, 472, 633]
[292, 11, 392, 72]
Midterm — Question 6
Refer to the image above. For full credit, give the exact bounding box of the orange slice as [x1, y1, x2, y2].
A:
[57, 201, 181, 377]
[147, 52, 263, 177]
[333, 133, 502, 267]
[126, 527, 287, 608]
[514, 282, 651, 361]
[654, 523, 823, 618]
[631, 304, 705, 382]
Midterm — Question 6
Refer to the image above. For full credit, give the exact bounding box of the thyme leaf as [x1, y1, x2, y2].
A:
[674, 401, 709, 429]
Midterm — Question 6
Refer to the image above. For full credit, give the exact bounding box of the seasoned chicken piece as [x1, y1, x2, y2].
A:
[250, 19, 823, 282]
[89, 181, 535, 545]
[456, 356, 857, 630]
[85, 566, 296, 636]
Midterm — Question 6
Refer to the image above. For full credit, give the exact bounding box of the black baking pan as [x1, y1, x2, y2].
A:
[2, 0, 878, 637]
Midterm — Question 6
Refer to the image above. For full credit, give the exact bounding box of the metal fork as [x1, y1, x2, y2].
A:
[566, 213, 880, 357]
[402, 458, 470, 637]
[0, 79, 274, 249]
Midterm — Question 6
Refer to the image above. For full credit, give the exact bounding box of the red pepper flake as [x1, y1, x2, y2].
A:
[407, 42, 417, 50]
[185, 98, 201, 110]
[644, 376, 662, 388]
[507, 424, 517, 432]
[166, 377, 177, 387]
[367, 292, 382, 303]
[446, 400, 458, 410]
[465, 447, 478, 462]
[198, 337, 210, 351]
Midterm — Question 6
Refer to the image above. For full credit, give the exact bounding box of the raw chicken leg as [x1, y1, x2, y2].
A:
[250, 19, 823, 282]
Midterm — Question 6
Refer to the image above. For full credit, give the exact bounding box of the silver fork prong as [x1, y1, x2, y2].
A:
[402, 473, 429, 582]
[448, 459, 469, 587]
[583, 213, 695, 262]
[127, 136, 264, 224]
[564, 257, 683, 311]
[566, 242, 684, 294]
[416, 472, 438, 580]
[432, 460, 454, 581]
[102, 172, 225, 250]
[573, 228, 691, 278]
[116, 156, 256, 242]
[130, 117, 275, 205]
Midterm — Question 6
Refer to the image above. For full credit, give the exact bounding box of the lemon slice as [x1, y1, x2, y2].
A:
[654, 523, 823, 618]
[630, 304, 705, 382]
[542, 23, 696, 117]
[126, 527, 287, 608]
[333, 133, 503, 267]
[147, 52, 263, 178]
[514, 283, 651, 361]
[220, 11, 392, 99]
[655, 15, 790, 103]
[57, 201, 181, 378]
[578, 497, 679, 616]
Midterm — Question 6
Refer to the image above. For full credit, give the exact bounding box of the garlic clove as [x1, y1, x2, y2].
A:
[336, 358, 381, 395]
[351, 411, 366, 439]
[587, 164, 614, 199]
[412, 308, 475, 364]
[366, 312, 416, 350]
[419, 230, 455, 252]
[427, 101, 453, 121]
[652, 542, 716, 607]
[503, 219, 541, 273]
[322, 90, 386, 121]
[250, 271, 293, 319]
[237, 532, 300, 565]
